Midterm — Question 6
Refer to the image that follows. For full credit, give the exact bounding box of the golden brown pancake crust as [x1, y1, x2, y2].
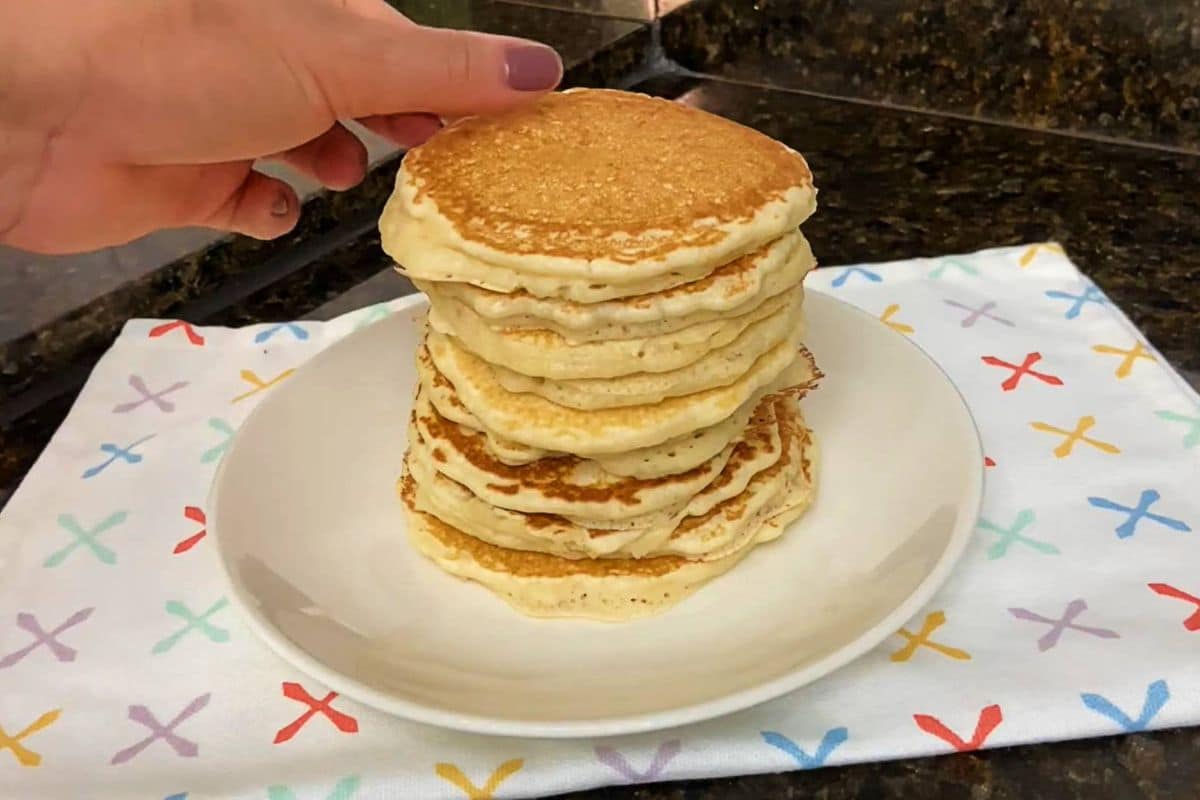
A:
[400, 473, 688, 577]
[403, 89, 814, 263]
[415, 390, 725, 508]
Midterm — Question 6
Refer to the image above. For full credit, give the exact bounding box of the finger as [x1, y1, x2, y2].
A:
[200, 170, 301, 240]
[271, 123, 367, 190]
[358, 113, 443, 148]
[302, 20, 563, 119]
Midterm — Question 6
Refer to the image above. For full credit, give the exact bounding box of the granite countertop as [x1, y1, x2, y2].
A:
[661, 0, 1200, 150]
[3, 0, 1200, 795]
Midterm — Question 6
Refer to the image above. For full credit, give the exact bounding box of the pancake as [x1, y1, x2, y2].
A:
[401, 489, 746, 621]
[414, 231, 815, 342]
[488, 305, 806, 410]
[427, 283, 802, 382]
[380, 88, 817, 297]
[385, 211, 717, 303]
[408, 391, 787, 555]
[419, 341, 819, 475]
[408, 388, 734, 519]
[407, 393, 810, 561]
[473, 393, 763, 479]
[662, 395, 815, 560]
[423, 328, 819, 456]
[397, 396, 817, 620]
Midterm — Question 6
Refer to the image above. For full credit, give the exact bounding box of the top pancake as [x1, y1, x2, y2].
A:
[381, 88, 817, 287]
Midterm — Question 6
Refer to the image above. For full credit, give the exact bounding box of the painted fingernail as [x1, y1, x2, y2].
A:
[505, 45, 562, 91]
[271, 194, 291, 217]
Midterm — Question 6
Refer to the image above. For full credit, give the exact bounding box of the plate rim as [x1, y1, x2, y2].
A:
[209, 288, 986, 738]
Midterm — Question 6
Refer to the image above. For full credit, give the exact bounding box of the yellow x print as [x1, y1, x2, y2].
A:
[231, 368, 295, 403]
[879, 304, 915, 335]
[435, 759, 524, 799]
[0, 708, 61, 767]
[1019, 242, 1065, 268]
[1092, 341, 1156, 379]
[891, 611, 971, 662]
[1030, 415, 1121, 458]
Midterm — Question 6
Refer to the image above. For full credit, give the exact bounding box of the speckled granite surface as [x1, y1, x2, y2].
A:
[492, 0, 690, 20]
[495, 0, 656, 19]
[661, 0, 1200, 150]
[0, 0, 648, 401]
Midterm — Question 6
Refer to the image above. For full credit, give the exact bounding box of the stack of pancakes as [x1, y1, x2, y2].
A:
[379, 89, 822, 621]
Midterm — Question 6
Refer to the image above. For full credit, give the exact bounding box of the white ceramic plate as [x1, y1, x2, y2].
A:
[210, 289, 983, 738]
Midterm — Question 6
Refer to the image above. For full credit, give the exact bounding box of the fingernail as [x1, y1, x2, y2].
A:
[271, 194, 290, 217]
[505, 45, 562, 91]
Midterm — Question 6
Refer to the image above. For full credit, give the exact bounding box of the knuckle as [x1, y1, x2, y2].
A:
[442, 36, 475, 85]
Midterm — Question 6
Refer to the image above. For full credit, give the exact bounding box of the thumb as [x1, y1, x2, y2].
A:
[0, 162, 299, 254]
[303, 19, 563, 119]
[196, 169, 301, 241]
[124, 162, 301, 242]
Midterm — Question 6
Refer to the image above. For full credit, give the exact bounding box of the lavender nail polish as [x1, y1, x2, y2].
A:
[505, 45, 562, 91]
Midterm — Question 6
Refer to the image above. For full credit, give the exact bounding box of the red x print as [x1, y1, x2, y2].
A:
[914, 704, 1003, 752]
[1148, 583, 1200, 631]
[274, 682, 359, 744]
[149, 320, 205, 346]
[981, 352, 1063, 391]
[173, 507, 207, 554]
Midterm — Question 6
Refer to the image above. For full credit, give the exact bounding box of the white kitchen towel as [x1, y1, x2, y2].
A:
[1, 242, 1198, 800]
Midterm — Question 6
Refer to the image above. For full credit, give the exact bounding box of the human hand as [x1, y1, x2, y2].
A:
[0, 0, 563, 254]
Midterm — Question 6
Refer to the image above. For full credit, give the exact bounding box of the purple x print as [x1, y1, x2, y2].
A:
[944, 299, 1015, 328]
[596, 740, 681, 782]
[112, 375, 188, 413]
[111, 693, 210, 764]
[0, 608, 95, 668]
[1009, 599, 1120, 651]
